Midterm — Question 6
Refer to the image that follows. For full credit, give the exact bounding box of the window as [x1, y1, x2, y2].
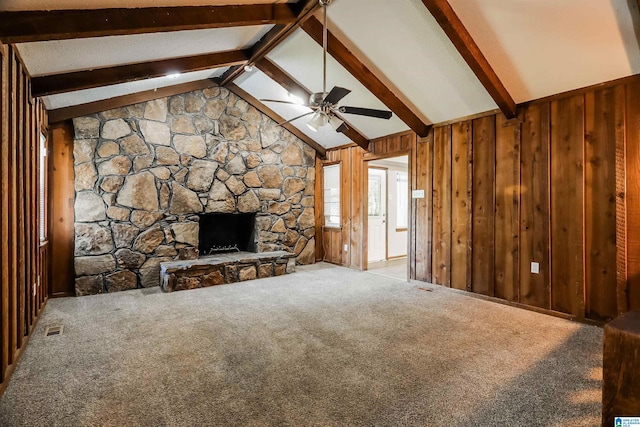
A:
[396, 171, 408, 229]
[323, 164, 340, 227]
[39, 132, 47, 242]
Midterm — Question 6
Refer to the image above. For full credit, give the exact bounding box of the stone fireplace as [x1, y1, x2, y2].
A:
[72, 86, 316, 296]
[198, 212, 257, 255]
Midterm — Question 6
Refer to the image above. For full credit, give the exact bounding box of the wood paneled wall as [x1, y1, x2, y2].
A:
[319, 78, 640, 322]
[48, 121, 76, 297]
[316, 132, 414, 270]
[0, 43, 49, 395]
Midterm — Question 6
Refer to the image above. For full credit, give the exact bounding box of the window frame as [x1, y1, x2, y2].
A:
[322, 162, 341, 229]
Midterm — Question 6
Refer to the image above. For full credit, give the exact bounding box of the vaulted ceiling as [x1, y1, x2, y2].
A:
[2, 0, 640, 153]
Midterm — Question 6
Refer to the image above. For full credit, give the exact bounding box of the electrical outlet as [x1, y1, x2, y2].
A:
[344, 244, 348, 252]
[531, 262, 540, 274]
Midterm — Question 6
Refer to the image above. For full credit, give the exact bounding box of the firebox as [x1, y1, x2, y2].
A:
[198, 213, 256, 256]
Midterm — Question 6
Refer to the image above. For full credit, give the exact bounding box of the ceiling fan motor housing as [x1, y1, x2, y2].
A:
[309, 92, 328, 107]
[319, 0, 333, 6]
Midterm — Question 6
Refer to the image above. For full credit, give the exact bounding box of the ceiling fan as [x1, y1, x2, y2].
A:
[260, 0, 393, 133]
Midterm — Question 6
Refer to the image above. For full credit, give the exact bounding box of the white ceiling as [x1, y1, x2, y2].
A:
[266, 29, 410, 140]
[447, 0, 640, 103]
[18, 25, 271, 76]
[327, 0, 497, 124]
[7, 0, 640, 150]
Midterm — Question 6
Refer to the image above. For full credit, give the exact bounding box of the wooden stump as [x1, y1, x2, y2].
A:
[603, 310, 640, 426]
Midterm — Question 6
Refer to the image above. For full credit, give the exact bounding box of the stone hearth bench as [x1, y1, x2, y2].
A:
[159, 251, 296, 292]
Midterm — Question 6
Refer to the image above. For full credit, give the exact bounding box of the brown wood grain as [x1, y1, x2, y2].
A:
[626, 80, 640, 311]
[494, 114, 520, 302]
[584, 89, 619, 321]
[350, 147, 364, 270]
[471, 116, 496, 296]
[432, 126, 452, 286]
[519, 103, 551, 309]
[9, 52, 18, 362]
[616, 85, 628, 315]
[450, 121, 472, 291]
[602, 311, 640, 424]
[314, 157, 324, 262]
[48, 79, 219, 124]
[0, 4, 298, 43]
[550, 96, 585, 317]
[0, 44, 8, 381]
[420, 0, 516, 118]
[412, 134, 433, 282]
[49, 122, 76, 297]
[32, 50, 248, 97]
[17, 66, 25, 348]
[340, 150, 351, 267]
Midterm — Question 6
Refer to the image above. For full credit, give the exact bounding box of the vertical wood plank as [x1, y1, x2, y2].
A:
[411, 134, 433, 282]
[49, 122, 76, 297]
[471, 115, 496, 296]
[0, 44, 8, 382]
[16, 64, 25, 348]
[432, 126, 451, 286]
[625, 81, 640, 311]
[450, 121, 472, 291]
[350, 147, 364, 270]
[494, 114, 520, 302]
[340, 149, 351, 267]
[314, 156, 323, 262]
[9, 51, 18, 362]
[616, 85, 628, 315]
[584, 88, 620, 321]
[550, 95, 585, 317]
[519, 103, 551, 309]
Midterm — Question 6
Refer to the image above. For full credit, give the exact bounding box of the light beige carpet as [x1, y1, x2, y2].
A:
[0, 263, 602, 426]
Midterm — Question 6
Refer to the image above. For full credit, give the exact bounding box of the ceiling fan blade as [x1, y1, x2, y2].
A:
[338, 106, 393, 119]
[323, 86, 351, 105]
[260, 98, 310, 107]
[277, 111, 314, 126]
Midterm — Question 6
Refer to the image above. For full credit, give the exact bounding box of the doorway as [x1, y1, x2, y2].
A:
[366, 155, 409, 280]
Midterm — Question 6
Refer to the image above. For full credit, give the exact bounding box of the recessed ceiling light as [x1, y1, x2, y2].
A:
[243, 64, 254, 72]
[166, 73, 181, 79]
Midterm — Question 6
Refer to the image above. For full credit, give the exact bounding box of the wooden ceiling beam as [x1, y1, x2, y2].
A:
[256, 57, 370, 150]
[301, 16, 431, 138]
[0, 4, 297, 43]
[420, 0, 516, 118]
[227, 83, 326, 157]
[32, 49, 248, 97]
[217, 0, 321, 86]
[47, 79, 217, 124]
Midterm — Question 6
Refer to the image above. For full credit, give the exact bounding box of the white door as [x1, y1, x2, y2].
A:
[368, 168, 387, 263]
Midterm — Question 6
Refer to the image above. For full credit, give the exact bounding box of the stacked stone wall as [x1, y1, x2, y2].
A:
[72, 86, 316, 295]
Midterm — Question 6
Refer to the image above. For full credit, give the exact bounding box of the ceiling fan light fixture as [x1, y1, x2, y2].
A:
[243, 64, 254, 72]
[307, 111, 329, 132]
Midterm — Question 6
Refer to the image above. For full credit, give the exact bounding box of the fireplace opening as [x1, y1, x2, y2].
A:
[198, 213, 257, 256]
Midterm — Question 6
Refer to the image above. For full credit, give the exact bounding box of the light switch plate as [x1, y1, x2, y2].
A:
[531, 262, 540, 274]
[344, 244, 348, 252]
[412, 190, 425, 199]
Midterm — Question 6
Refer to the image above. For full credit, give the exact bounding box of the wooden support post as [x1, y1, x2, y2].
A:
[603, 310, 640, 425]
